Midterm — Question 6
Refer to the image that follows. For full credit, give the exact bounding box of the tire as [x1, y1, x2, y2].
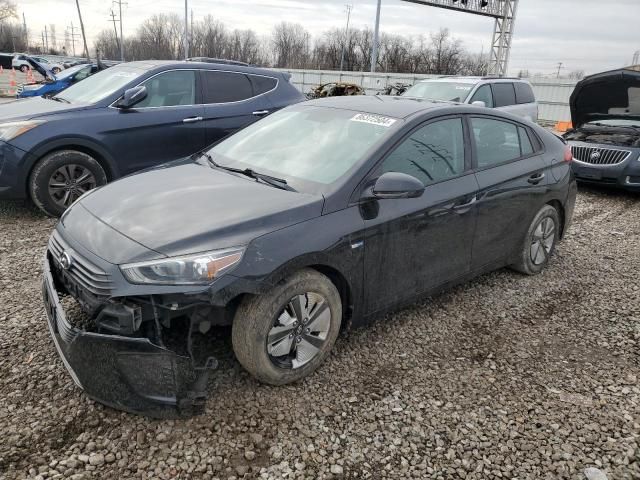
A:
[20, 65, 28, 73]
[232, 269, 342, 385]
[511, 205, 560, 275]
[29, 150, 108, 217]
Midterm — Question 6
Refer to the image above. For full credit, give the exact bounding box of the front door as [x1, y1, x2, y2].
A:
[361, 117, 479, 315]
[103, 69, 206, 175]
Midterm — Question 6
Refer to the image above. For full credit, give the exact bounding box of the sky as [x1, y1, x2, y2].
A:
[15, 0, 640, 76]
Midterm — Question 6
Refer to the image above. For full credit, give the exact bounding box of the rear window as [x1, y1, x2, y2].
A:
[202, 71, 253, 103]
[492, 83, 516, 107]
[250, 75, 277, 96]
[514, 82, 536, 104]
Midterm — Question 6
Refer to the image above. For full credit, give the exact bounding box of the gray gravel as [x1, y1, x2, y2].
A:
[0, 188, 639, 480]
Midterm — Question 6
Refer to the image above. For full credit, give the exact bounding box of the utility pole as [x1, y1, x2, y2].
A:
[110, 10, 120, 54]
[44, 25, 48, 52]
[370, 0, 382, 72]
[69, 22, 77, 56]
[113, 0, 126, 61]
[22, 12, 27, 48]
[339, 4, 353, 72]
[556, 62, 564, 79]
[184, 0, 189, 59]
[75, 0, 90, 59]
[41, 31, 45, 52]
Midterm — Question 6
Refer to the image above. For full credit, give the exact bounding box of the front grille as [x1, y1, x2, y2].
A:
[571, 145, 631, 166]
[48, 232, 113, 297]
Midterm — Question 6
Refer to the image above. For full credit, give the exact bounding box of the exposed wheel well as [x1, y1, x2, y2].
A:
[547, 200, 565, 238]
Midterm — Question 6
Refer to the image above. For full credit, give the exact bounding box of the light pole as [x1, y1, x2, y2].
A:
[184, 0, 189, 59]
[370, 0, 382, 73]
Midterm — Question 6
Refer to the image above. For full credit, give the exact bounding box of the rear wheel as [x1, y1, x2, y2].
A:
[232, 269, 342, 385]
[29, 150, 108, 217]
[20, 65, 28, 73]
[511, 205, 560, 275]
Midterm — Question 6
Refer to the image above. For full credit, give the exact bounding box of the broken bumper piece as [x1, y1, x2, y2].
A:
[42, 256, 217, 418]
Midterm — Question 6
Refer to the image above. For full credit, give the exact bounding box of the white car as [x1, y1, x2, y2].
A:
[12, 54, 63, 74]
[403, 76, 539, 122]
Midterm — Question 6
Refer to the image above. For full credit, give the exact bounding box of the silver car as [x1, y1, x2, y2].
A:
[403, 76, 539, 122]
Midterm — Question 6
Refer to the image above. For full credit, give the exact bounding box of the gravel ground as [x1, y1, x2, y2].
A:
[0, 188, 638, 480]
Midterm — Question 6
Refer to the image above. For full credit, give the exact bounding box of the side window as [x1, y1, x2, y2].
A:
[381, 118, 466, 186]
[519, 127, 534, 156]
[250, 75, 277, 96]
[514, 82, 536, 104]
[471, 117, 522, 168]
[470, 84, 494, 108]
[135, 70, 196, 108]
[74, 67, 92, 81]
[491, 83, 516, 107]
[202, 71, 253, 103]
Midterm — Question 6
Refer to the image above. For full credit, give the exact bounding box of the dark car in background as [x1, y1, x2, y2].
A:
[42, 96, 577, 417]
[0, 60, 304, 216]
[18, 63, 102, 98]
[564, 68, 640, 191]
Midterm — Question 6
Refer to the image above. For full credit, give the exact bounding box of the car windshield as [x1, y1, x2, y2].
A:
[54, 64, 88, 80]
[588, 119, 640, 128]
[209, 106, 400, 188]
[54, 65, 142, 104]
[403, 81, 475, 102]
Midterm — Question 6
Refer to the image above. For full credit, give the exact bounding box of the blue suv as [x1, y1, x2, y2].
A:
[0, 60, 304, 216]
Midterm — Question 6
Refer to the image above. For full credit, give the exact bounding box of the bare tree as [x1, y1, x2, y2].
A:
[568, 70, 585, 80]
[0, 0, 17, 22]
[271, 22, 311, 69]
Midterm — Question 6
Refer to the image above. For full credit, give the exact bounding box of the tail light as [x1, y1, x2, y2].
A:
[564, 145, 573, 163]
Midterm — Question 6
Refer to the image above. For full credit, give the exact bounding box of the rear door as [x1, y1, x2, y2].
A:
[361, 116, 479, 314]
[199, 70, 274, 146]
[103, 69, 206, 174]
[469, 115, 548, 270]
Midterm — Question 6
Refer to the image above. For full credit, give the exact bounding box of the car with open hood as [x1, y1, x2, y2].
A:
[18, 63, 103, 98]
[12, 54, 63, 74]
[564, 68, 640, 191]
[0, 60, 304, 216]
[42, 96, 577, 418]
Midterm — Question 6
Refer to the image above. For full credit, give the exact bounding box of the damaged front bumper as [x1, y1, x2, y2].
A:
[42, 253, 218, 418]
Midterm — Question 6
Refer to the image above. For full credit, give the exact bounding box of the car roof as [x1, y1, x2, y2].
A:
[122, 60, 283, 77]
[417, 76, 529, 84]
[304, 95, 459, 119]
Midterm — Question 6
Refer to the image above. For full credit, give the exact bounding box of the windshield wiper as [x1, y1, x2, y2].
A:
[198, 152, 297, 192]
[50, 96, 70, 104]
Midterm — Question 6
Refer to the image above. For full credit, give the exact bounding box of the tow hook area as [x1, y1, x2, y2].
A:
[179, 357, 219, 416]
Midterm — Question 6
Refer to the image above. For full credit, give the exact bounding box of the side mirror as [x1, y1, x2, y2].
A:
[471, 100, 486, 108]
[117, 85, 147, 109]
[368, 172, 425, 200]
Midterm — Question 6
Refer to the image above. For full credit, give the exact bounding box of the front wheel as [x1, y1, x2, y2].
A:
[52, 67, 61, 74]
[232, 269, 342, 385]
[29, 150, 108, 217]
[511, 205, 560, 275]
[20, 65, 28, 73]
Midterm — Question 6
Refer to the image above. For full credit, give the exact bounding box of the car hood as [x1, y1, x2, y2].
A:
[570, 68, 640, 128]
[25, 57, 54, 79]
[73, 161, 324, 261]
[0, 96, 87, 122]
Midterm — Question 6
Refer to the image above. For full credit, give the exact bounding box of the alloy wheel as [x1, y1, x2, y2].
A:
[530, 217, 555, 265]
[267, 292, 331, 369]
[48, 164, 97, 208]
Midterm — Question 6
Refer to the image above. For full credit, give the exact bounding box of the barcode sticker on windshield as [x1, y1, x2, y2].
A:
[351, 113, 397, 127]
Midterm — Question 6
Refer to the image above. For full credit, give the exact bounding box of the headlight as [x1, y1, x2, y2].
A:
[0, 120, 45, 142]
[120, 247, 245, 285]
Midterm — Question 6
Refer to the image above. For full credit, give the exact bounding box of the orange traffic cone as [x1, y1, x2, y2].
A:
[8, 68, 17, 96]
[0, 65, 3, 75]
[27, 68, 34, 83]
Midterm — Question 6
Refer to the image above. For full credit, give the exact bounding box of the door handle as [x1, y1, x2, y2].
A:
[183, 116, 203, 124]
[252, 110, 270, 116]
[453, 196, 478, 212]
[528, 173, 545, 185]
